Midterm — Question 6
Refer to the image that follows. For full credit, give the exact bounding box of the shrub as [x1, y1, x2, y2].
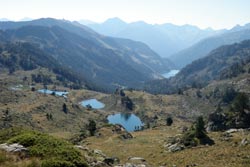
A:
[166, 117, 173, 126]
[41, 159, 75, 167]
[3, 129, 88, 167]
[181, 129, 198, 147]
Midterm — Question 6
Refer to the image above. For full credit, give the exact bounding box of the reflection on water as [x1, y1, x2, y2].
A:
[107, 113, 144, 132]
[120, 112, 132, 121]
[80, 99, 105, 109]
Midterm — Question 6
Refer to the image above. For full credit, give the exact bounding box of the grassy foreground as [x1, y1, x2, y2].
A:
[85, 126, 250, 167]
[0, 128, 88, 167]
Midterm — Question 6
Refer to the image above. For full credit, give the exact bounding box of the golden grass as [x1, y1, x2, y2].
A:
[85, 126, 250, 167]
[0, 150, 41, 167]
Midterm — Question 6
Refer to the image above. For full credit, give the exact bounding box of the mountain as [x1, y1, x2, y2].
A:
[0, 18, 171, 91]
[86, 18, 219, 58]
[144, 40, 250, 94]
[0, 41, 90, 88]
[230, 23, 250, 32]
[170, 27, 250, 68]
[86, 18, 127, 36]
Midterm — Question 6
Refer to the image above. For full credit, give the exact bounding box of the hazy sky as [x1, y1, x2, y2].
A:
[0, 0, 250, 29]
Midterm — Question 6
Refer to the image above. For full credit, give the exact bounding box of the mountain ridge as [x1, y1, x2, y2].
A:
[0, 18, 171, 91]
[86, 17, 221, 58]
[170, 28, 250, 68]
[144, 40, 250, 94]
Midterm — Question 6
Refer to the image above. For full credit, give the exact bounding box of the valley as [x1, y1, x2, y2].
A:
[0, 5, 250, 166]
[0, 64, 250, 166]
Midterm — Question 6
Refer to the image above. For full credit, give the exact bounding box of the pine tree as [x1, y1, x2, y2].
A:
[195, 116, 206, 139]
[87, 120, 97, 136]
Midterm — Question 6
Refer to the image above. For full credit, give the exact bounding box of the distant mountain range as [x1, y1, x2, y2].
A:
[0, 18, 171, 91]
[170, 27, 250, 68]
[86, 18, 222, 58]
[144, 40, 250, 94]
[85, 18, 250, 70]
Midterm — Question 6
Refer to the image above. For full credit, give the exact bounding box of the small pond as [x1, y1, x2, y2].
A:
[162, 70, 180, 78]
[107, 113, 144, 132]
[80, 99, 105, 109]
[37, 89, 68, 98]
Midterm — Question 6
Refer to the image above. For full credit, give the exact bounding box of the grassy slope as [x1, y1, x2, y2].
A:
[0, 70, 109, 137]
[83, 73, 250, 166]
[85, 126, 250, 167]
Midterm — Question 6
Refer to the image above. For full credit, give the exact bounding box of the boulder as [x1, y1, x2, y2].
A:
[119, 132, 133, 140]
[115, 163, 147, 167]
[207, 112, 227, 131]
[0, 143, 27, 153]
[168, 143, 184, 152]
[93, 149, 106, 158]
[220, 132, 233, 141]
[74, 145, 90, 152]
[91, 161, 109, 167]
[103, 157, 120, 165]
[128, 157, 146, 162]
[240, 138, 248, 146]
[112, 124, 126, 134]
[226, 129, 239, 133]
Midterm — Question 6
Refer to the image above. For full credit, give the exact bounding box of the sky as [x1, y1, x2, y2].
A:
[0, 0, 250, 29]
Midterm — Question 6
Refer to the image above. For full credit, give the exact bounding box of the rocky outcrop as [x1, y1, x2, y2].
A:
[128, 157, 146, 162]
[206, 112, 227, 131]
[0, 143, 27, 153]
[90, 161, 110, 167]
[119, 132, 133, 140]
[112, 124, 126, 134]
[93, 149, 106, 158]
[240, 138, 249, 146]
[115, 163, 147, 167]
[165, 143, 184, 152]
[104, 157, 120, 165]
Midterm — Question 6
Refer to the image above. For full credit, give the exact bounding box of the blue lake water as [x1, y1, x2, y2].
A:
[162, 70, 180, 78]
[107, 113, 144, 132]
[37, 89, 68, 97]
[80, 99, 105, 109]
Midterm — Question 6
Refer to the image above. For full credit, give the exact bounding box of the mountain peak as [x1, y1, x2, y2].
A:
[231, 23, 250, 32]
[104, 17, 126, 24]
